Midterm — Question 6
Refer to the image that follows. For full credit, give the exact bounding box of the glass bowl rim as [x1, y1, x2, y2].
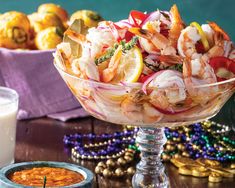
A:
[54, 62, 235, 90]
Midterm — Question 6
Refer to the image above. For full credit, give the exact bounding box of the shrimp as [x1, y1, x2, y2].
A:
[148, 70, 188, 112]
[206, 22, 234, 59]
[137, 11, 161, 53]
[208, 22, 230, 41]
[168, 4, 185, 48]
[183, 57, 217, 84]
[121, 97, 143, 122]
[101, 46, 122, 82]
[202, 23, 232, 53]
[201, 24, 215, 47]
[68, 38, 100, 80]
[178, 22, 230, 60]
[54, 42, 72, 71]
[177, 26, 202, 60]
[157, 55, 183, 66]
[181, 24, 230, 103]
[120, 96, 163, 123]
[63, 26, 105, 81]
[138, 36, 160, 54]
[202, 24, 233, 61]
[129, 14, 183, 66]
[87, 26, 116, 58]
[183, 56, 218, 103]
[130, 4, 184, 55]
[149, 90, 171, 110]
[129, 27, 183, 68]
[72, 57, 100, 81]
[129, 28, 177, 56]
[143, 102, 163, 123]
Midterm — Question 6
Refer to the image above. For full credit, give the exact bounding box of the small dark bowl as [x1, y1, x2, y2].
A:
[0, 161, 93, 188]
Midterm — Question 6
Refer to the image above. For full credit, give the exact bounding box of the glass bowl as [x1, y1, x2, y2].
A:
[54, 62, 235, 188]
[55, 63, 235, 127]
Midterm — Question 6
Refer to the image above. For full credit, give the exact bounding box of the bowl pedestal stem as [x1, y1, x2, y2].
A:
[132, 127, 169, 188]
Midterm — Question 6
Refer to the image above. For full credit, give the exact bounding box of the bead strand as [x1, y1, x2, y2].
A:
[95, 148, 137, 178]
[163, 121, 235, 162]
[64, 128, 139, 160]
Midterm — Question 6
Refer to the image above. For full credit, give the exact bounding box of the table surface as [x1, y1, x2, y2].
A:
[15, 117, 235, 188]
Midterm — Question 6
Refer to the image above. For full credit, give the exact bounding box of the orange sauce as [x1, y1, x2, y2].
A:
[8, 167, 84, 187]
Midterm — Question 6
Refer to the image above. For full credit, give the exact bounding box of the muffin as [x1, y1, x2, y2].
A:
[38, 3, 68, 23]
[28, 12, 65, 33]
[35, 27, 63, 50]
[0, 11, 30, 49]
[70, 10, 103, 27]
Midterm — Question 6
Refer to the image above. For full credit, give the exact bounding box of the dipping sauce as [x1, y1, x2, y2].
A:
[8, 167, 84, 187]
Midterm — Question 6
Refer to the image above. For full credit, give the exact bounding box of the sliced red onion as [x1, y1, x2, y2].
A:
[119, 81, 128, 86]
[97, 85, 124, 91]
[115, 20, 132, 28]
[160, 11, 171, 18]
[160, 11, 172, 26]
[119, 81, 142, 87]
[97, 24, 110, 32]
[141, 10, 161, 27]
[118, 28, 128, 39]
[93, 90, 121, 106]
[89, 107, 106, 119]
[88, 77, 100, 81]
[97, 26, 107, 30]
[108, 23, 120, 40]
[84, 100, 106, 119]
[153, 105, 192, 115]
[97, 22, 120, 40]
[141, 71, 164, 94]
[80, 95, 90, 100]
[224, 41, 233, 57]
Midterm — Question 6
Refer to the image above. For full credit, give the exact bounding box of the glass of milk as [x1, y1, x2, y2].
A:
[0, 87, 18, 168]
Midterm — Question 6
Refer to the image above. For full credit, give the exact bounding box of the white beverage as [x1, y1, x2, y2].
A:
[0, 88, 18, 168]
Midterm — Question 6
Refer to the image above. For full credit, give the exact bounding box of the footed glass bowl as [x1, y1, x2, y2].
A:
[55, 63, 235, 188]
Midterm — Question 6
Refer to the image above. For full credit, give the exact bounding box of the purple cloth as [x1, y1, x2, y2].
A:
[0, 47, 88, 121]
[48, 108, 89, 121]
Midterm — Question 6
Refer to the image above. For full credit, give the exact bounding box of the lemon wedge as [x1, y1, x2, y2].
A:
[112, 47, 144, 83]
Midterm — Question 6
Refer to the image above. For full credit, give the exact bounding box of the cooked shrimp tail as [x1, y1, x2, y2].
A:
[101, 46, 122, 82]
[169, 4, 185, 48]
[208, 22, 230, 41]
[158, 55, 183, 66]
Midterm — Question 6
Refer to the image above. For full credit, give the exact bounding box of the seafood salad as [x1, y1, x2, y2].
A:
[54, 5, 235, 126]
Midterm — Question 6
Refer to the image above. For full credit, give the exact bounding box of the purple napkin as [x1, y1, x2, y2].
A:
[0, 47, 89, 121]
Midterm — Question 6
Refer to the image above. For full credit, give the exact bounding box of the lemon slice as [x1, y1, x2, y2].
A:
[190, 22, 210, 51]
[112, 47, 144, 83]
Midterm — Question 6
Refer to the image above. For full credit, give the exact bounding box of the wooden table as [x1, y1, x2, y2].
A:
[15, 117, 234, 188]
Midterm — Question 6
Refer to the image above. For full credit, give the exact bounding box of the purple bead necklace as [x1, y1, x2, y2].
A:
[63, 128, 138, 160]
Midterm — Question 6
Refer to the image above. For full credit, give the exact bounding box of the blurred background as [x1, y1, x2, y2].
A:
[0, 0, 234, 40]
[0, 0, 234, 127]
